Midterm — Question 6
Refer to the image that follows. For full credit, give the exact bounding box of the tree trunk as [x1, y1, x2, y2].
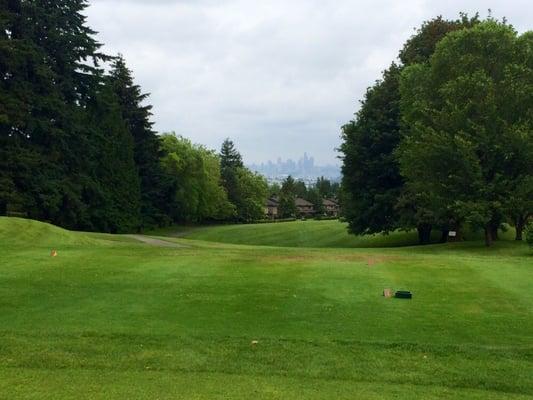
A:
[514, 215, 524, 241]
[484, 225, 493, 247]
[0, 201, 6, 216]
[417, 224, 432, 245]
[440, 229, 449, 243]
[490, 223, 499, 241]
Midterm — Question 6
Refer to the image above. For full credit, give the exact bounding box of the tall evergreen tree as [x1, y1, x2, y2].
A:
[83, 83, 141, 233]
[0, 0, 31, 215]
[220, 138, 243, 170]
[1, 0, 75, 223]
[278, 176, 297, 218]
[294, 180, 307, 199]
[306, 187, 325, 216]
[315, 177, 333, 199]
[109, 55, 167, 229]
[0, 0, 146, 232]
[22, 0, 107, 103]
[218, 138, 268, 221]
[219, 138, 243, 216]
[0, 0, 108, 227]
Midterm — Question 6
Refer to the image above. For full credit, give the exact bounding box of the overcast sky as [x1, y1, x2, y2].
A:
[85, 0, 532, 165]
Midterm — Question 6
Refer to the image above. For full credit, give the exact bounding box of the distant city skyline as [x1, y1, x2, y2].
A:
[248, 152, 340, 186]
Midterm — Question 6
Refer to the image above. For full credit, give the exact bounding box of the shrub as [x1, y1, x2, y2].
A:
[252, 218, 297, 224]
[314, 216, 340, 221]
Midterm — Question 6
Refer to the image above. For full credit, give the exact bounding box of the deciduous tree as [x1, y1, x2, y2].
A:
[161, 134, 234, 223]
[398, 21, 533, 246]
[340, 15, 480, 243]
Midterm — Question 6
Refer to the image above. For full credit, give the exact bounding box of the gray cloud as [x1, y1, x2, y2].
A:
[85, 0, 532, 164]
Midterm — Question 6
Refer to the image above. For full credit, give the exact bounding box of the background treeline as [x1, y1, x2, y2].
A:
[268, 176, 340, 218]
[340, 14, 533, 246]
[0, 0, 267, 232]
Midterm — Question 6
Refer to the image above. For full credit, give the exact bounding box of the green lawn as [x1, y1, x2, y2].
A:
[0, 217, 532, 399]
[150, 219, 514, 248]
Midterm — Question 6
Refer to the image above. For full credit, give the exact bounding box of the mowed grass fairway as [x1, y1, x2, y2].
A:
[0, 218, 532, 399]
[153, 219, 514, 248]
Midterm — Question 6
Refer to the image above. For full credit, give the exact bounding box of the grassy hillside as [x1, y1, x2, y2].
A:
[0, 217, 136, 248]
[0, 217, 532, 399]
[152, 219, 515, 248]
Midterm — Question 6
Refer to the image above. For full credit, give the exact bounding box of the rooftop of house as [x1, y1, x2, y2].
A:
[295, 198, 314, 207]
[265, 198, 279, 207]
[322, 198, 339, 206]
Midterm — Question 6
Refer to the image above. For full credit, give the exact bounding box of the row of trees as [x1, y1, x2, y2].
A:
[0, 0, 267, 232]
[340, 14, 533, 246]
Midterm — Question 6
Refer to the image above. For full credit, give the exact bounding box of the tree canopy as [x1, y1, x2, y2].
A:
[340, 15, 533, 246]
[160, 134, 235, 223]
[399, 21, 533, 245]
[0, 1, 270, 230]
[278, 176, 297, 218]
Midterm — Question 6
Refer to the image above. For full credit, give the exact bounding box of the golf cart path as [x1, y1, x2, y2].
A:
[127, 235, 187, 248]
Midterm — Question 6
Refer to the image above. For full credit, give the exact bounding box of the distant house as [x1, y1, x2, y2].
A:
[322, 198, 340, 217]
[264, 198, 279, 219]
[295, 197, 314, 217]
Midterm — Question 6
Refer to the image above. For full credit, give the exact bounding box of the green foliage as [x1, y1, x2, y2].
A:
[340, 15, 481, 243]
[294, 180, 307, 198]
[220, 138, 243, 170]
[3, 0, 275, 231]
[340, 64, 403, 235]
[306, 187, 325, 216]
[278, 176, 297, 218]
[399, 14, 480, 65]
[252, 218, 297, 224]
[109, 56, 168, 229]
[5, 4, 529, 245]
[315, 177, 338, 199]
[0, 0, 145, 233]
[268, 182, 281, 197]
[526, 222, 533, 249]
[398, 20, 533, 246]
[220, 139, 244, 209]
[161, 133, 235, 223]
[219, 138, 243, 213]
[1, 1, 62, 220]
[233, 168, 268, 222]
[84, 84, 141, 233]
[219, 138, 268, 222]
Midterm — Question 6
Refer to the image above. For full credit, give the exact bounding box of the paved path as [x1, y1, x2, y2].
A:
[127, 235, 187, 248]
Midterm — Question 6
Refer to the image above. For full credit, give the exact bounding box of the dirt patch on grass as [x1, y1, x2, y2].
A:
[332, 254, 403, 267]
[263, 253, 402, 267]
[263, 255, 315, 263]
[366, 256, 381, 267]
